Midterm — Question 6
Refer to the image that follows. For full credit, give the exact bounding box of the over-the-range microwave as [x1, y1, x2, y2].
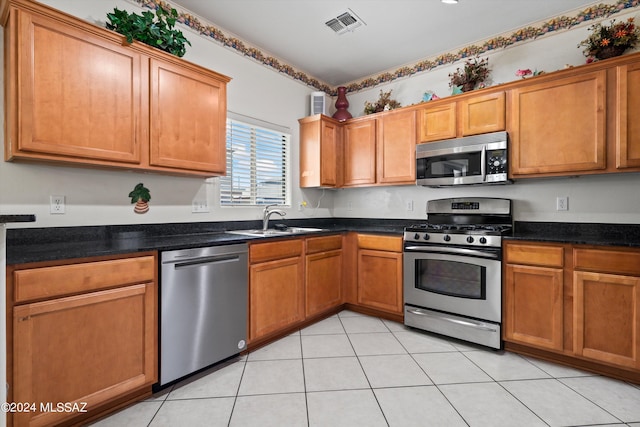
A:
[416, 131, 510, 187]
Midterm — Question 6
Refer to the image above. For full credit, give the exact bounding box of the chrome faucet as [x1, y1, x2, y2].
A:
[262, 204, 286, 231]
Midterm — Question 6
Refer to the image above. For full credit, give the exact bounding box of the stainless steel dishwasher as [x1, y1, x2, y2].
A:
[159, 243, 248, 386]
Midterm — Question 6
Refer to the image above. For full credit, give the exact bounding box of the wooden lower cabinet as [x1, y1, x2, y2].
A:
[504, 264, 564, 351]
[8, 253, 157, 427]
[504, 240, 640, 380]
[574, 271, 640, 369]
[356, 234, 403, 315]
[249, 239, 305, 341]
[305, 235, 343, 317]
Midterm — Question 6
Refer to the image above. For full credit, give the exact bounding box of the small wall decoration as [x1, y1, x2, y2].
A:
[422, 91, 440, 102]
[578, 17, 639, 61]
[515, 69, 544, 79]
[129, 183, 151, 214]
[449, 57, 490, 93]
[364, 89, 402, 115]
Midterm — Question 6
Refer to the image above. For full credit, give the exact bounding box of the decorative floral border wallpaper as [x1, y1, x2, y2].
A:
[133, 0, 640, 96]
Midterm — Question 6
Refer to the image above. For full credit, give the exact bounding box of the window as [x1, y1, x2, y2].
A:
[220, 115, 290, 206]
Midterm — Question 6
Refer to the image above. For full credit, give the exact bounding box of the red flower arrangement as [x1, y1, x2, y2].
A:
[578, 17, 639, 60]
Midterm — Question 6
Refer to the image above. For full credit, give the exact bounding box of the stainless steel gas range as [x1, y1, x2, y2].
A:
[403, 197, 512, 349]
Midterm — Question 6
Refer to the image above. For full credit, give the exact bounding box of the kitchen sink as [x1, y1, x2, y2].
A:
[226, 227, 325, 237]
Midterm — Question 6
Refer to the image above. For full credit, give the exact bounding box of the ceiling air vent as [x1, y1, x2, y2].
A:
[325, 9, 365, 35]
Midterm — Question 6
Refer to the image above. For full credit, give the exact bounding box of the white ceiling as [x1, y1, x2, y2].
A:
[171, 0, 602, 86]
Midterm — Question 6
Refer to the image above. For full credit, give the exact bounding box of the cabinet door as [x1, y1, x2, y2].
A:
[504, 264, 564, 351]
[357, 249, 403, 314]
[574, 271, 640, 368]
[509, 71, 607, 176]
[459, 91, 505, 136]
[615, 61, 640, 169]
[150, 59, 227, 174]
[250, 256, 304, 340]
[377, 109, 417, 184]
[299, 116, 340, 188]
[12, 284, 156, 427]
[9, 9, 142, 164]
[306, 249, 343, 317]
[418, 102, 457, 142]
[343, 119, 377, 186]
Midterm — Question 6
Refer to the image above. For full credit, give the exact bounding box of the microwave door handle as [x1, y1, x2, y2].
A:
[480, 146, 487, 181]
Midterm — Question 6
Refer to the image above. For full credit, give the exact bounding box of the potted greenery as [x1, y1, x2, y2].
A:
[129, 183, 151, 214]
[578, 17, 639, 61]
[449, 57, 490, 92]
[364, 90, 402, 115]
[106, 7, 191, 57]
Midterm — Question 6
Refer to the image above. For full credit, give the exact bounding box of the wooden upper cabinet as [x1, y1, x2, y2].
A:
[149, 59, 227, 174]
[458, 91, 505, 136]
[419, 102, 457, 142]
[509, 71, 607, 176]
[418, 91, 505, 143]
[3, 1, 230, 177]
[377, 109, 416, 184]
[299, 115, 341, 188]
[343, 118, 377, 186]
[6, 7, 143, 164]
[615, 60, 640, 169]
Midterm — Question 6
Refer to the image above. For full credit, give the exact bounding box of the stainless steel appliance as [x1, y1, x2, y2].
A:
[159, 243, 248, 386]
[416, 131, 509, 187]
[403, 197, 512, 349]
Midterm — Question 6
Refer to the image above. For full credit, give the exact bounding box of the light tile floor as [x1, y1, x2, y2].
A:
[92, 310, 640, 427]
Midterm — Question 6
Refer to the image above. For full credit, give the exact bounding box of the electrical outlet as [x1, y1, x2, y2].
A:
[50, 195, 65, 214]
[298, 201, 307, 212]
[556, 196, 569, 211]
[406, 200, 414, 212]
[347, 201, 353, 211]
[192, 200, 209, 213]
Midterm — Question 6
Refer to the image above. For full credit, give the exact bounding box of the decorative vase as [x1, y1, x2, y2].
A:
[461, 81, 478, 92]
[594, 45, 627, 60]
[332, 86, 352, 121]
[134, 200, 149, 214]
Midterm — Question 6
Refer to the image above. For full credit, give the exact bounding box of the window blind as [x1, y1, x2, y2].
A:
[220, 118, 290, 206]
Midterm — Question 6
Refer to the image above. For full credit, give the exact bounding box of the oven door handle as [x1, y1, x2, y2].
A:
[406, 308, 498, 332]
[404, 246, 500, 259]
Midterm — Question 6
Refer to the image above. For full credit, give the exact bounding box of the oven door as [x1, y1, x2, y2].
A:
[403, 247, 501, 323]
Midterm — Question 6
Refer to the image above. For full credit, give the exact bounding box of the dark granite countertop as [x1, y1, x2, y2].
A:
[7, 218, 413, 265]
[509, 221, 640, 247]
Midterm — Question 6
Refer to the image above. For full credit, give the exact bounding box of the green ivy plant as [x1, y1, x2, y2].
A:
[106, 7, 191, 58]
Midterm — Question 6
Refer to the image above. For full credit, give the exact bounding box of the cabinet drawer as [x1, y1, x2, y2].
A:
[14, 256, 156, 303]
[357, 234, 402, 252]
[574, 248, 640, 276]
[505, 243, 564, 268]
[306, 235, 342, 254]
[250, 238, 303, 263]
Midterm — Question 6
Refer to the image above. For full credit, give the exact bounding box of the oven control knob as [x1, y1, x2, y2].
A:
[466, 236, 474, 243]
[479, 237, 487, 244]
[423, 233, 430, 241]
[414, 233, 420, 240]
[443, 235, 451, 242]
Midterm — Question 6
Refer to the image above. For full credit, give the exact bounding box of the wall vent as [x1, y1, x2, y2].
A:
[325, 9, 365, 35]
